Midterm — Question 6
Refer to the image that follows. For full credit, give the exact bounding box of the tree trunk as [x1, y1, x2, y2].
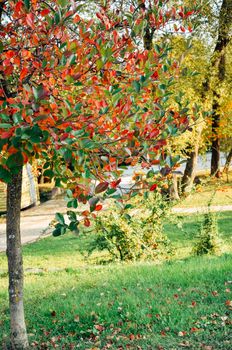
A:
[211, 108, 221, 177]
[169, 173, 180, 200]
[181, 149, 198, 194]
[210, 0, 232, 177]
[223, 146, 232, 173]
[6, 167, 29, 350]
[181, 123, 203, 194]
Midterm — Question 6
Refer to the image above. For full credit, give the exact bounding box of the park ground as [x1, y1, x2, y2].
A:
[0, 172, 231, 349]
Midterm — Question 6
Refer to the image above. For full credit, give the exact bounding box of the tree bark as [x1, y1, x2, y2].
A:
[211, 105, 221, 177]
[181, 122, 203, 194]
[210, 0, 232, 177]
[181, 149, 198, 194]
[6, 167, 29, 350]
[223, 146, 232, 173]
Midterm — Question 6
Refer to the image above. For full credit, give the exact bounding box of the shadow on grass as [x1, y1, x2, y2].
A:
[2, 254, 232, 350]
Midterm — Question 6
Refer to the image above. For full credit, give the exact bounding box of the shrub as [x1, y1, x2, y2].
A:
[193, 211, 221, 255]
[88, 192, 173, 261]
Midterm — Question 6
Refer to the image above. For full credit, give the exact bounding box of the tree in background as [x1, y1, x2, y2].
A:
[208, 0, 232, 177]
[161, 0, 232, 191]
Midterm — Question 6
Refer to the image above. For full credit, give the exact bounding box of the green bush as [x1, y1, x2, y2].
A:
[88, 192, 173, 261]
[193, 211, 221, 255]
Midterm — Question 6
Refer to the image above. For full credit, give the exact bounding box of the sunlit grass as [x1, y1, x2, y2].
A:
[176, 171, 232, 208]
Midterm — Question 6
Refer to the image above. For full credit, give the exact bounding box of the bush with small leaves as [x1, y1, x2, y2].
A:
[193, 211, 221, 255]
[88, 192, 173, 261]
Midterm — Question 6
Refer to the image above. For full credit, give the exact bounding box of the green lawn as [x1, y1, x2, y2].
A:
[0, 212, 232, 349]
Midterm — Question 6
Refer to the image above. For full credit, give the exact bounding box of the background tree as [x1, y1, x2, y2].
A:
[209, 0, 232, 177]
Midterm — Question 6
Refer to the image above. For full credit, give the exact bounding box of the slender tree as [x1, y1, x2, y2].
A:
[0, 1, 196, 348]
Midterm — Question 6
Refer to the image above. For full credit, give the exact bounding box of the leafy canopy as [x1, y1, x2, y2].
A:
[0, 0, 197, 228]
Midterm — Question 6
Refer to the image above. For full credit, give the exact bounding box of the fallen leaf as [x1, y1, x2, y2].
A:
[74, 315, 80, 322]
[178, 331, 187, 337]
[95, 324, 104, 332]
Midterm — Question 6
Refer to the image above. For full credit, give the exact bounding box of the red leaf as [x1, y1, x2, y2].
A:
[95, 182, 109, 194]
[41, 9, 50, 16]
[1, 131, 13, 139]
[150, 128, 160, 139]
[151, 71, 159, 79]
[95, 204, 102, 211]
[111, 178, 121, 188]
[186, 11, 194, 16]
[82, 210, 90, 217]
[19, 67, 28, 81]
[22, 152, 29, 163]
[15, 1, 24, 13]
[84, 218, 90, 227]
[150, 184, 157, 191]
[26, 13, 35, 29]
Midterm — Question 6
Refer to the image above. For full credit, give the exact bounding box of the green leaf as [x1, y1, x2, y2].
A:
[89, 197, 99, 212]
[6, 152, 24, 169]
[0, 41, 3, 53]
[123, 213, 131, 221]
[42, 59, 47, 69]
[61, 54, 67, 66]
[24, 0, 30, 10]
[158, 84, 166, 91]
[69, 221, 79, 233]
[32, 85, 45, 100]
[53, 227, 62, 237]
[146, 169, 155, 178]
[12, 136, 22, 148]
[124, 204, 133, 210]
[132, 80, 141, 93]
[43, 169, 54, 178]
[80, 139, 99, 150]
[105, 188, 116, 196]
[55, 213, 65, 225]
[54, 11, 61, 24]
[0, 123, 12, 129]
[0, 139, 8, 152]
[0, 165, 12, 183]
[154, 44, 161, 53]
[67, 199, 78, 208]
[74, 103, 82, 111]
[58, 0, 68, 7]
[96, 59, 104, 70]
[63, 149, 72, 163]
[66, 189, 73, 198]
[67, 210, 77, 221]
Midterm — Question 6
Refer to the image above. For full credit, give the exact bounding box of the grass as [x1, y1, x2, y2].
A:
[0, 211, 232, 349]
[175, 171, 232, 208]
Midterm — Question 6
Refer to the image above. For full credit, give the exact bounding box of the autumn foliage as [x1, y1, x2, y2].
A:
[0, 0, 196, 223]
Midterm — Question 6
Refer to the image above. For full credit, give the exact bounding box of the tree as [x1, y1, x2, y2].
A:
[0, 1, 196, 348]
[166, 0, 232, 187]
[209, 0, 232, 177]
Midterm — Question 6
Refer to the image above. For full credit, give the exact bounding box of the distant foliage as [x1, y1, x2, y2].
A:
[193, 211, 221, 255]
[88, 192, 173, 261]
